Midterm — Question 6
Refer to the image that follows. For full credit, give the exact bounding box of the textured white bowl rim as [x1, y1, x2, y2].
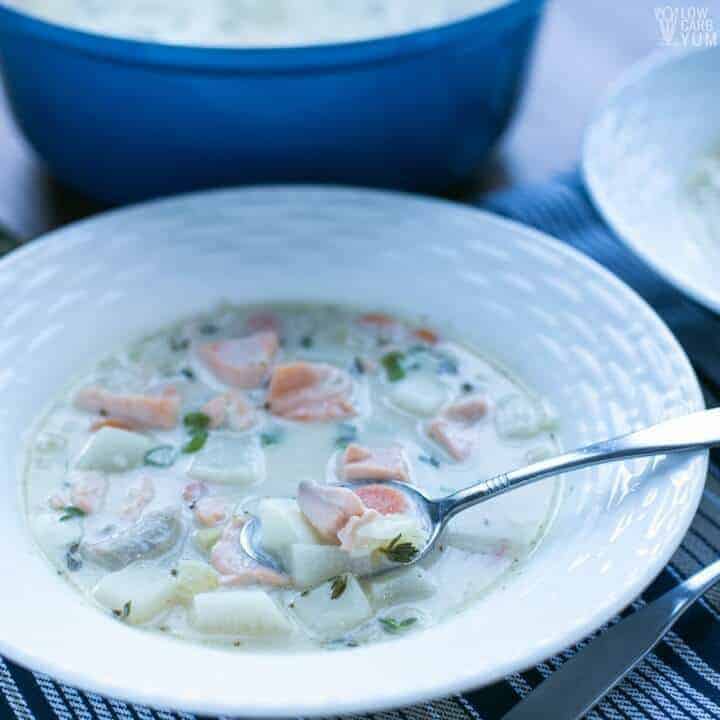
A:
[0, 185, 706, 717]
[582, 46, 720, 315]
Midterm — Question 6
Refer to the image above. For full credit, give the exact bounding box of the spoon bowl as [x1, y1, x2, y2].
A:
[240, 479, 443, 577]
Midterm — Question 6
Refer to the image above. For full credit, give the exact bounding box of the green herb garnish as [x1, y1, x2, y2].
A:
[199, 322, 219, 335]
[180, 367, 196, 381]
[144, 445, 178, 468]
[59, 506, 86, 522]
[260, 427, 284, 447]
[461, 382, 475, 394]
[418, 454, 441, 469]
[330, 575, 348, 600]
[335, 423, 358, 449]
[352, 357, 365, 375]
[183, 412, 210, 432]
[183, 430, 208, 454]
[113, 601, 132, 620]
[65, 542, 82, 572]
[169, 336, 190, 352]
[405, 345, 458, 376]
[379, 534, 418, 564]
[436, 354, 459, 375]
[381, 351, 406, 382]
[379, 616, 417, 634]
[300, 335, 314, 349]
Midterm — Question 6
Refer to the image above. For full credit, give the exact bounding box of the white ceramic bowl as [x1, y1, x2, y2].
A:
[0, 187, 705, 716]
[583, 47, 720, 314]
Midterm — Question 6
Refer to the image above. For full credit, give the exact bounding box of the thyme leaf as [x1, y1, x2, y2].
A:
[379, 534, 418, 564]
[381, 351, 406, 382]
[144, 445, 178, 468]
[59, 506, 86, 522]
[330, 575, 348, 600]
[379, 616, 417, 634]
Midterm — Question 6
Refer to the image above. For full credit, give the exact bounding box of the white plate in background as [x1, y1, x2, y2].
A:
[583, 46, 720, 314]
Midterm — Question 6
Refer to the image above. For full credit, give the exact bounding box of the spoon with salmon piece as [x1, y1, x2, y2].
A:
[241, 408, 720, 579]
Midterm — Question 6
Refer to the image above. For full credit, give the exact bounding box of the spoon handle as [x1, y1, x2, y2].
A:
[443, 407, 720, 519]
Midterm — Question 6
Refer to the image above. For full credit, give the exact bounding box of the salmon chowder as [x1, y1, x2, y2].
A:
[26, 304, 561, 650]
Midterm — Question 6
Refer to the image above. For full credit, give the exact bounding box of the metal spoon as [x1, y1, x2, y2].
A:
[241, 407, 720, 577]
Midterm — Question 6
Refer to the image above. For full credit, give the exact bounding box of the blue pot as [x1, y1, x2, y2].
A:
[0, 1, 545, 204]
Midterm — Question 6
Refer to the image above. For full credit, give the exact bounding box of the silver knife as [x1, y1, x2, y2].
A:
[503, 557, 720, 720]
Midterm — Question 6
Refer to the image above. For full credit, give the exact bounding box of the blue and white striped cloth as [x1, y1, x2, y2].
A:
[2, 172, 720, 719]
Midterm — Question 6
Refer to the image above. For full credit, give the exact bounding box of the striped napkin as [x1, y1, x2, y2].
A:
[2, 173, 720, 719]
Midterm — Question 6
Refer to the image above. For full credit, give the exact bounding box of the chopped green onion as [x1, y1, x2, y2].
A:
[183, 412, 210, 432]
[300, 335, 314, 348]
[381, 351, 406, 382]
[183, 430, 208, 454]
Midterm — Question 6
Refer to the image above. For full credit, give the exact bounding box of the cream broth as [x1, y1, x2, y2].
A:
[25, 303, 560, 650]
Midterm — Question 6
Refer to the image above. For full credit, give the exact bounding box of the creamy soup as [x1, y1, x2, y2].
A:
[7, 0, 507, 46]
[26, 304, 560, 650]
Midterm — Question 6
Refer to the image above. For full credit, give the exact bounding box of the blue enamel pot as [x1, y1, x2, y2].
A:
[0, 1, 546, 203]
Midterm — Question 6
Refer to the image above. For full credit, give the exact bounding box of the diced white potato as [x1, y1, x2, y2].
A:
[174, 560, 219, 604]
[188, 432, 265, 485]
[190, 590, 292, 635]
[33, 513, 82, 564]
[288, 544, 351, 588]
[367, 567, 436, 606]
[93, 565, 177, 624]
[389, 375, 446, 417]
[494, 395, 556, 440]
[75, 427, 154, 472]
[345, 514, 426, 557]
[292, 575, 372, 638]
[193, 527, 223, 553]
[257, 498, 321, 559]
